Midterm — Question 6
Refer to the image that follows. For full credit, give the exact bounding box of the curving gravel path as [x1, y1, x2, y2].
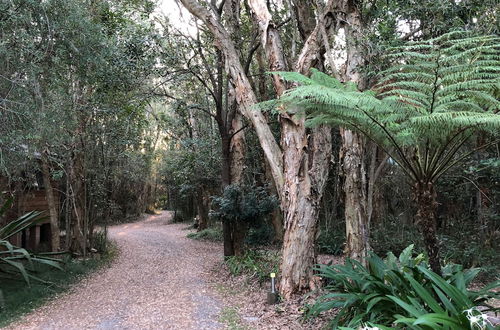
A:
[7, 212, 224, 330]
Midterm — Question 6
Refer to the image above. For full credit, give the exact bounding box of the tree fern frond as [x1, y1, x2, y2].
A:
[271, 71, 314, 85]
[266, 32, 500, 183]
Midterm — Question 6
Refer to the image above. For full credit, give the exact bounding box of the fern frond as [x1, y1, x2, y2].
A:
[265, 31, 500, 182]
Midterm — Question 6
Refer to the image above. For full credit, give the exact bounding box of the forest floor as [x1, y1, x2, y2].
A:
[7, 212, 224, 330]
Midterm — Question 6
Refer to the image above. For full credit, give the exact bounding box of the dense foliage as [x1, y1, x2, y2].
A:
[311, 246, 500, 329]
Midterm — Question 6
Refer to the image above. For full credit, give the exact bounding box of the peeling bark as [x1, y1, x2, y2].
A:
[248, 0, 333, 298]
[341, 0, 371, 264]
[341, 128, 369, 262]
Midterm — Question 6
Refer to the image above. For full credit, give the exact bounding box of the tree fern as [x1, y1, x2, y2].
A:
[271, 31, 500, 274]
[275, 32, 500, 183]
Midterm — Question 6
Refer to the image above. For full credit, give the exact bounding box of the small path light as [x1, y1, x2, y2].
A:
[267, 273, 278, 304]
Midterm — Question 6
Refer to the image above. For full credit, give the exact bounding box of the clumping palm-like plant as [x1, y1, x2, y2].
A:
[273, 31, 500, 274]
[309, 245, 499, 329]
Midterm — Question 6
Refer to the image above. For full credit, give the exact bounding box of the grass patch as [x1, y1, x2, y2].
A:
[219, 307, 249, 330]
[0, 243, 118, 327]
[187, 227, 223, 242]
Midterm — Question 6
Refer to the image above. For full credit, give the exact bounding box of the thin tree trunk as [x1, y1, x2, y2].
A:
[220, 133, 235, 256]
[68, 149, 86, 255]
[41, 152, 60, 252]
[229, 111, 246, 185]
[414, 181, 441, 275]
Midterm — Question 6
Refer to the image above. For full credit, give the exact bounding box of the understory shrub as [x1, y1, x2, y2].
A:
[245, 224, 275, 246]
[317, 229, 345, 255]
[309, 245, 500, 329]
[225, 249, 280, 283]
[187, 227, 223, 242]
[371, 216, 500, 279]
[371, 216, 423, 257]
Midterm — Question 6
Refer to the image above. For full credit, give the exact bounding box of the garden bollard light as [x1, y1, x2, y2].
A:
[266, 273, 278, 304]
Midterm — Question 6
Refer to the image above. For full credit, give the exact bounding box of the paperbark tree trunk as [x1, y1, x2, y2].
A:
[414, 180, 441, 275]
[41, 151, 60, 252]
[280, 123, 332, 297]
[341, 129, 369, 262]
[180, 0, 333, 298]
[341, 0, 371, 264]
[248, 0, 334, 298]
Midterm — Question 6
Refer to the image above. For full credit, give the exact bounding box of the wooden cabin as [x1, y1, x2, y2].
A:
[0, 173, 60, 252]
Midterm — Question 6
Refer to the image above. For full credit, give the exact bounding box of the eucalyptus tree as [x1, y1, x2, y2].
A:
[274, 32, 500, 274]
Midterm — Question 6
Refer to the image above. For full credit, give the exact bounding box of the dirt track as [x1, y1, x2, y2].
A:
[8, 212, 224, 330]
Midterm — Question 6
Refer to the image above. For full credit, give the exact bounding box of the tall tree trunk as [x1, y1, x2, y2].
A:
[248, 0, 334, 298]
[41, 152, 60, 252]
[341, 0, 371, 264]
[280, 123, 331, 297]
[228, 109, 247, 255]
[414, 180, 441, 275]
[341, 129, 369, 262]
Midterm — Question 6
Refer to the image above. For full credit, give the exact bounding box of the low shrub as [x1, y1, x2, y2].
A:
[317, 229, 345, 255]
[91, 228, 108, 254]
[187, 227, 223, 242]
[245, 224, 275, 246]
[309, 245, 500, 329]
[225, 249, 280, 283]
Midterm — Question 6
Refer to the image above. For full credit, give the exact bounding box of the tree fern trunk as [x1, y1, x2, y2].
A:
[414, 181, 442, 275]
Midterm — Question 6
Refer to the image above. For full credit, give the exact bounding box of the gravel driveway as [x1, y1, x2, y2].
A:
[7, 212, 224, 330]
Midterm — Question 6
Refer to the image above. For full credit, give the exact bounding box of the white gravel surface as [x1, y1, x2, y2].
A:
[7, 212, 224, 330]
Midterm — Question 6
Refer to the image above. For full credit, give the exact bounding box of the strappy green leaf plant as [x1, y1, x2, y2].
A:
[309, 246, 499, 329]
[272, 31, 500, 274]
[0, 198, 62, 285]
